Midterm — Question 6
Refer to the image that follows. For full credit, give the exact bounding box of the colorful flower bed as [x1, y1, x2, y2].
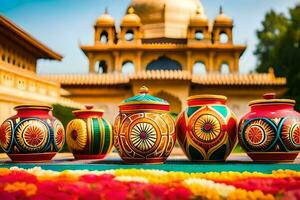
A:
[0, 167, 299, 199]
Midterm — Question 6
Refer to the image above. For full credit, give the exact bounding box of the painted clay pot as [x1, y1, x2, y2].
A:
[176, 95, 238, 161]
[113, 86, 176, 164]
[238, 93, 300, 162]
[0, 105, 65, 162]
[66, 106, 113, 159]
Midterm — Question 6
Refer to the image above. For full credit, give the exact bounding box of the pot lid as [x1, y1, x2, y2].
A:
[119, 86, 170, 111]
[249, 93, 295, 106]
[72, 105, 104, 117]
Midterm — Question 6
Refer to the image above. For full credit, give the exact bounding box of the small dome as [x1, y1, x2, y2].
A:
[121, 7, 141, 27]
[190, 7, 208, 26]
[129, 0, 204, 38]
[95, 8, 115, 26]
[214, 6, 232, 25]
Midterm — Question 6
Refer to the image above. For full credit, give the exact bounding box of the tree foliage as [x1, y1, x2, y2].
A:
[255, 4, 300, 110]
[52, 104, 77, 152]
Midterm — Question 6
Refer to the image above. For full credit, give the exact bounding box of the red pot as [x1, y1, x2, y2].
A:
[238, 93, 300, 162]
[176, 95, 238, 161]
[0, 105, 65, 162]
[66, 106, 113, 160]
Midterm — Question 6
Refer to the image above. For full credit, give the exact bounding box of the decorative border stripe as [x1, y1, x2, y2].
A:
[92, 118, 101, 154]
[101, 118, 112, 154]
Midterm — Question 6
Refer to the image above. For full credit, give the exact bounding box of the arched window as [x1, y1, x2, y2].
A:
[122, 61, 135, 74]
[220, 62, 230, 74]
[125, 30, 134, 41]
[95, 60, 108, 74]
[219, 32, 229, 43]
[100, 31, 108, 44]
[146, 56, 182, 70]
[195, 30, 204, 40]
[193, 61, 206, 74]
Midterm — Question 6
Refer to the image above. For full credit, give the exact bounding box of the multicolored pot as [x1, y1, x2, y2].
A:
[0, 105, 65, 162]
[176, 95, 238, 161]
[113, 86, 176, 164]
[66, 106, 113, 159]
[238, 93, 300, 162]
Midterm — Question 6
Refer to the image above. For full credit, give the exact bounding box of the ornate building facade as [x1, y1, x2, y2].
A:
[43, 0, 286, 122]
[0, 15, 81, 123]
[45, 0, 286, 122]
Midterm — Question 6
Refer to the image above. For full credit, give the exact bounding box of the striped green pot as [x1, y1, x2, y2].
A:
[66, 106, 113, 159]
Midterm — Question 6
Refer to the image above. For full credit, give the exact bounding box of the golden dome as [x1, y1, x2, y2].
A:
[121, 7, 141, 27]
[95, 8, 115, 26]
[190, 7, 208, 26]
[128, 0, 204, 38]
[214, 6, 233, 25]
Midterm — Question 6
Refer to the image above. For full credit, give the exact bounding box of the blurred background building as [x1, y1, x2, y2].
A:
[44, 0, 286, 122]
[0, 16, 81, 123]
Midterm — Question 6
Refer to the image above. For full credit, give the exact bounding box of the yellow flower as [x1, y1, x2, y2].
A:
[184, 178, 236, 198]
[227, 189, 275, 200]
[187, 183, 220, 200]
[4, 182, 37, 197]
[115, 176, 149, 183]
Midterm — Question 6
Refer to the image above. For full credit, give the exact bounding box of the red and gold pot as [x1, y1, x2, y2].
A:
[113, 86, 176, 164]
[66, 106, 113, 159]
[0, 105, 65, 162]
[238, 93, 300, 162]
[176, 95, 238, 161]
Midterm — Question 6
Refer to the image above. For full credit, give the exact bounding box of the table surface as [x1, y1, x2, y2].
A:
[0, 152, 299, 173]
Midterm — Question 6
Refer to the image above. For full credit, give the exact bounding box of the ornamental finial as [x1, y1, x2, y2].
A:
[139, 86, 149, 94]
[105, 7, 108, 14]
[128, 6, 135, 14]
[85, 105, 94, 110]
[196, 6, 201, 14]
[219, 6, 223, 14]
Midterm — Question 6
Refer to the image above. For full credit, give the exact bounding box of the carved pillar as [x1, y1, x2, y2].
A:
[113, 51, 121, 72]
[233, 52, 240, 72]
[186, 51, 192, 72]
[88, 54, 95, 73]
[136, 51, 142, 71]
[208, 51, 215, 72]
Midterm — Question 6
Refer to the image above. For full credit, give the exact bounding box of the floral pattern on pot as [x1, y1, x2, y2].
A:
[0, 120, 13, 153]
[176, 95, 238, 161]
[238, 93, 300, 162]
[15, 119, 49, 152]
[66, 106, 113, 160]
[114, 86, 176, 164]
[0, 105, 65, 162]
[114, 112, 175, 163]
[239, 117, 300, 152]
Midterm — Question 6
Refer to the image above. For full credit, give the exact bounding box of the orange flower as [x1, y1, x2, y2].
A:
[0, 168, 10, 176]
[4, 181, 37, 197]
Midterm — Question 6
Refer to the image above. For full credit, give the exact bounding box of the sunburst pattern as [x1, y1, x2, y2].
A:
[53, 120, 65, 151]
[0, 120, 13, 152]
[281, 120, 300, 150]
[243, 119, 275, 151]
[291, 124, 300, 145]
[66, 119, 87, 151]
[130, 122, 157, 151]
[193, 114, 221, 142]
[245, 125, 265, 145]
[16, 120, 48, 152]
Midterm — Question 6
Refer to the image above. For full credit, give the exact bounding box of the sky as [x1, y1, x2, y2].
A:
[0, 0, 299, 74]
